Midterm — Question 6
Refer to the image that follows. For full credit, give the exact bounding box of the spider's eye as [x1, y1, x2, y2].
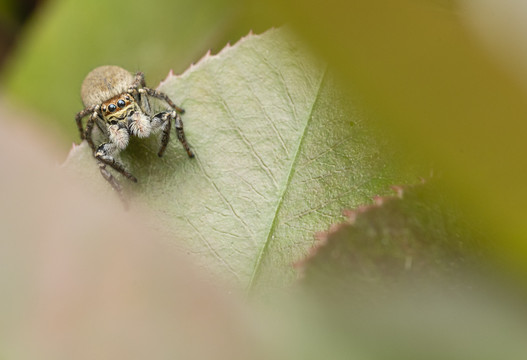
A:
[117, 99, 126, 108]
[108, 104, 117, 112]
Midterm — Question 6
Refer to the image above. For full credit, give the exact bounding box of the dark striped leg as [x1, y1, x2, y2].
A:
[98, 162, 122, 193]
[128, 72, 184, 113]
[75, 105, 96, 140]
[84, 113, 97, 152]
[128, 72, 147, 110]
[157, 113, 172, 158]
[143, 87, 185, 114]
[95, 143, 137, 182]
[98, 162, 128, 209]
[174, 112, 194, 158]
[132, 71, 146, 88]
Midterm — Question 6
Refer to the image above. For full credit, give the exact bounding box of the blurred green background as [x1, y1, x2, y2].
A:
[2, 0, 527, 276]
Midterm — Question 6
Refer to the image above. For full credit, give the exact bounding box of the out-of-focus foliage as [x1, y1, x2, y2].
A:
[301, 181, 482, 294]
[0, 100, 259, 360]
[0, 0, 21, 26]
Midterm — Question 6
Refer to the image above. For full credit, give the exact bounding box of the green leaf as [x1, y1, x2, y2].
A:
[292, 182, 527, 360]
[299, 181, 481, 294]
[64, 28, 418, 293]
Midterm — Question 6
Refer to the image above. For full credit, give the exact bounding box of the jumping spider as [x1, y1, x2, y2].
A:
[75, 65, 194, 200]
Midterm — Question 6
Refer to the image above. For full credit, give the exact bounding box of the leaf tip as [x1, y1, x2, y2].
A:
[373, 195, 385, 206]
[294, 223, 346, 275]
[159, 69, 176, 88]
[342, 209, 357, 223]
[391, 185, 405, 198]
[296, 184, 414, 274]
[65, 140, 87, 163]
[166, 29, 270, 81]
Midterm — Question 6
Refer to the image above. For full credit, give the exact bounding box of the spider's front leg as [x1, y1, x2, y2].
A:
[75, 104, 98, 140]
[152, 111, 172, 158]
[131, 71, 146, 89]
[151, 111, 194, 158]
[143, 87, 185, 114]
[95, 142, 138, 183]
[174, 111, 194, 158]
[129, 72, 185, 114]
[84, 111, 100, 152]
[97, 162, 130, 209]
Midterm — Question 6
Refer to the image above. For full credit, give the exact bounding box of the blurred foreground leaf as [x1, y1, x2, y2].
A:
[294, 182, 527, 360]
[64, 28, 419, 293]
[300, 182, 480, 294]
[0, 98, 257, 360]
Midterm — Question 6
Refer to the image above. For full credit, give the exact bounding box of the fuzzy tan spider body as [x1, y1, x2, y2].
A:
[75, 65, 194, 202]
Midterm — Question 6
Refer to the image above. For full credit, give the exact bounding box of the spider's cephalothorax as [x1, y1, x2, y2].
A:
[75, 65, 194, 202]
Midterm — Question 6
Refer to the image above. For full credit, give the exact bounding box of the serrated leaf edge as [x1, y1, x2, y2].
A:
[293, 184, 408, 276]
[159, 28, 275, 87]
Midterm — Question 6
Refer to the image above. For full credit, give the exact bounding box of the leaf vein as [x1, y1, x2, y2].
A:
[185, 217, 242, 280]
[194, 155, 255, 238]
[246, 66, 328, 293]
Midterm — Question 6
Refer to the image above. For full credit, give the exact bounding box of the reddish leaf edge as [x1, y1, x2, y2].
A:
[294, 180, 426, 277]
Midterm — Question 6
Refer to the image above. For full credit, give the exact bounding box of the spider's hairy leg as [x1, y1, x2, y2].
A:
[95, 143, 137, 183]
[98, 162, 128, 209]
[152, 112, 172, 158]
[131, 71, 146, 89]
[151, 110, 193, 158]
[84, 112, 99, 152]
[75, 105, 97, 140]
[127, 85, 154, 117]
[142, 87, 185, 114]
[127, 72, 147, 109]
[174, 112, 194, 158]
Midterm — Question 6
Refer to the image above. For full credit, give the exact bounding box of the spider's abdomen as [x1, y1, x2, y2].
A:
[81, 65, 134, 107]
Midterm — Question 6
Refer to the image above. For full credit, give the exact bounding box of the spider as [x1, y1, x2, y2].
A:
[75, 65, 194, 199]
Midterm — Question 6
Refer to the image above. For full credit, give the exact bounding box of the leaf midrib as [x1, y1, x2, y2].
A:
[246, 66, 328, 294]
